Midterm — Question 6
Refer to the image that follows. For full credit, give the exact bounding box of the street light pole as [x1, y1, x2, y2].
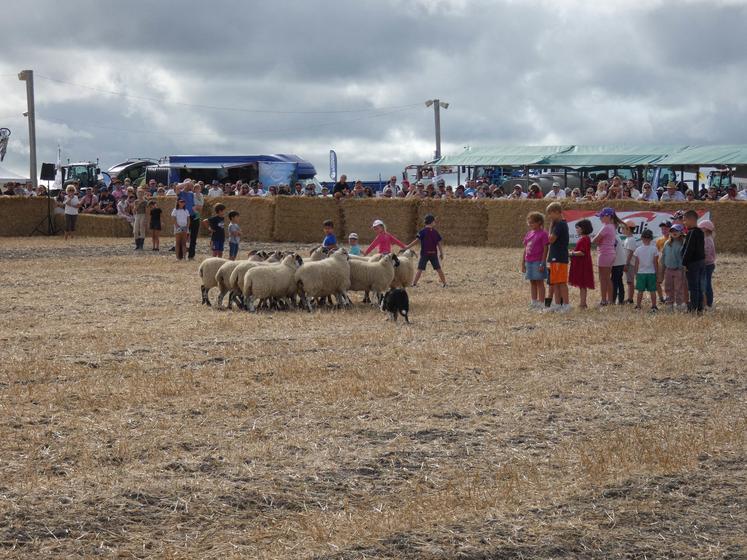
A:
[18, 69, 37, 189]
[425, 99, 449, 161]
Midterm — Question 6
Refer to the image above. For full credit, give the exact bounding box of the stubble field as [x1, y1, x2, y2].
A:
[1, 237, 745, 559]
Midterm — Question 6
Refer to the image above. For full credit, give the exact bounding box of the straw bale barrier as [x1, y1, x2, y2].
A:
[709, 201, 747, 255]
[55, 213, 133, 237]
[200, 196, 275, 241]
[417, 199, 488, 246]
[273, 196, 343, 243]
[1, 196, 746, 252]
[340, 198, 418, 244]
[0, 196, 53, 236]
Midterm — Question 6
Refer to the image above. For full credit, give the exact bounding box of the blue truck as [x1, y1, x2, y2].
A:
[145, 154, 316, 187]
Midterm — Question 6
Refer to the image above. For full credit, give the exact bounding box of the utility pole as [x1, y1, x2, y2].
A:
[425, 99, 449, 161]
[18, 69, 37, 189]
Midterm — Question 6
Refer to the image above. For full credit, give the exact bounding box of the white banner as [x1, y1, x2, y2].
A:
[564, 209, 712, 244]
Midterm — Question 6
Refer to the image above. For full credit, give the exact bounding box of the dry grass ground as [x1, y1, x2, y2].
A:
[1, 237, 745, 559]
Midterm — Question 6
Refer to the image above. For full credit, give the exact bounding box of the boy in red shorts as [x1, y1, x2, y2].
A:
[545, 202, 570, 312]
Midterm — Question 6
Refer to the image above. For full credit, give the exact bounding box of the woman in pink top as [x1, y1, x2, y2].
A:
[591, 207, 623, 306]
[364, 219, 407, 255]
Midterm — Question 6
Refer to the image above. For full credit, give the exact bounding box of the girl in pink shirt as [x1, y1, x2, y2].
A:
[364, 219, 406, 255]
[591, 207, 623, 306]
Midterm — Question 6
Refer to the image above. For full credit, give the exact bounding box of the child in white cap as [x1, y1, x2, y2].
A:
[348, 232, 361, 256]
[364, 219, 406, 255]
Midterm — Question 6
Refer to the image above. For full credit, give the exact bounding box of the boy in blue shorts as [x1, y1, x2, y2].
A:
[405, 214, 446, 287]
[204, 203, 226, 257]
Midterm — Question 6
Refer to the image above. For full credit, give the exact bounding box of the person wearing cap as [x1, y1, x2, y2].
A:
[347, 233, 361, 256]
[544, 182, 566, 199]
[381, 186, 393, 198]
[110, 179, 125, 201]
[364, 219, 406, 256]
[404, 214, 447, 288]
[591, 207, 623, 306]
[698, 219, 716, 309]
[661, 181, 686, 202]
[633, 229, 660, 312]
[508, 184, 528, 200]
[660, 224, 687, 310]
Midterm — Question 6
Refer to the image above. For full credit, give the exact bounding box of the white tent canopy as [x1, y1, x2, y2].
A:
[0, 165, 29, 183]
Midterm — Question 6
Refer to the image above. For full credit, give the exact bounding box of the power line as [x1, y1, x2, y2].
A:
[34, 74, 420, 115]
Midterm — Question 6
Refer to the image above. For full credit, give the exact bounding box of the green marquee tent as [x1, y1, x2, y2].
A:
[436, 144, 747, 169]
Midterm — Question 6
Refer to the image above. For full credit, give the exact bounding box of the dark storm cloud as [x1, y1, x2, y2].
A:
[1, 0, 746, 180]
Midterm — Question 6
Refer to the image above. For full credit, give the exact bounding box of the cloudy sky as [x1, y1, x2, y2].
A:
[1, 0, 746, 181]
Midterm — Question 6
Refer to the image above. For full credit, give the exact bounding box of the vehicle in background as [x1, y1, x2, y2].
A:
[707, 168, 747, 191]
[145, 154, 316, 188]
[106, 158, 158, 186]
[61, 161, 100, 190]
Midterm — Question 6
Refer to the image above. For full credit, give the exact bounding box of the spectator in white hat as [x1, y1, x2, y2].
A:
[544, 182, 566, 199]
[348, 232, 361, 255]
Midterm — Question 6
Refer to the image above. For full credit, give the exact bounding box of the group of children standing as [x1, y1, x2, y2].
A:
[321, 215, 447, 287]
[523, 204, 716, 313]
[170, 200, 242, 261]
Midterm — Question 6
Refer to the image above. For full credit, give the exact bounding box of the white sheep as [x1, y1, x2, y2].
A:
[214, 251, 268, 309]
[242, 253, 304, 312]
[309, 245, 331, 261]
[198, 257, 228, 306]
[295, 248, 351, 312]
[391, 249, 418, 289]
[228, 251, 283, 303]
[349, 253, 400, 304]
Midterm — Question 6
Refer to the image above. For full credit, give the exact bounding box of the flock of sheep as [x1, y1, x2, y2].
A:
[198, 246, 417, 313]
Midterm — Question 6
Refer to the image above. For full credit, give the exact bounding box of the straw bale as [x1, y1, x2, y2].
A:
[417, 199, 488, 246]
[0, 197, 55, 236]
[273, 196, 343, 243]
[484, 199, 742, 250]
[709, 201, 747, 254]
[340, 198, 418, 244]
[3, 196, 746, 252]
[58, 214, 133, 237]
[199, 196, 276, 242]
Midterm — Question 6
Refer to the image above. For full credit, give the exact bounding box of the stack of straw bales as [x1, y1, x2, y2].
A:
[418, 199, 488, 246]
[55, 214, 133, 237]
[0, 197, 51, 236]
[1, 196, 746, 253]
[200, 197, 276, 241]
[273, 196, 343, 243]
[340, 198, 417, 244]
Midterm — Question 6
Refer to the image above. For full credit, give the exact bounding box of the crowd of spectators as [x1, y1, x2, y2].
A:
[3, 172, 747, 210]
